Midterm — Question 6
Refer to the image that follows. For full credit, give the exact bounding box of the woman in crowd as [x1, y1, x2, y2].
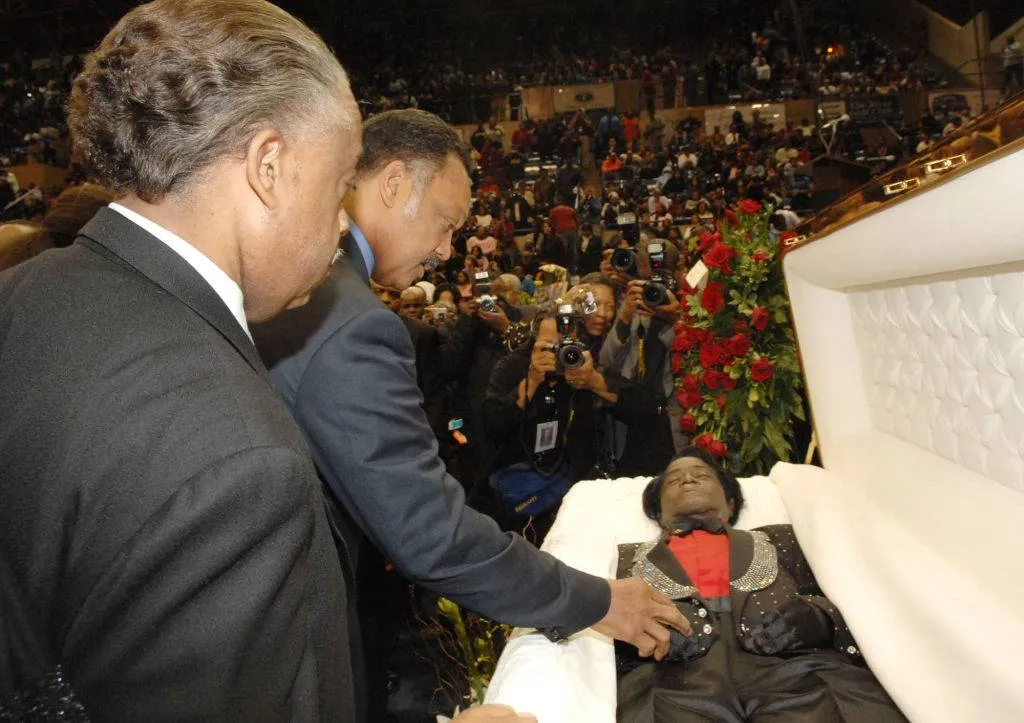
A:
[468, 244, 490, 272]
[455, 270, 474, 299]
[533, 219, 567, 268]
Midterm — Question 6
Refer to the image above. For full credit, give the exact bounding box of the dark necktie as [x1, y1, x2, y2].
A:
[669, 515, 726, 536]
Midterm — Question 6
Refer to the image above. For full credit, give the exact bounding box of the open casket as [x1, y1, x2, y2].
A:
[485, 97, 1024, 722]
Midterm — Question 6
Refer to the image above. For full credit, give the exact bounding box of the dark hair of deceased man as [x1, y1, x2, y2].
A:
[67, 0, 356, 203]
[642, 447, 745, 527]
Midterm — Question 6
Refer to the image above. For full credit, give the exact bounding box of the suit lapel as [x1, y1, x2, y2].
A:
[631, 540, 698, 600]
[727, 527, 755, 613]
[77, 208, 266, 376]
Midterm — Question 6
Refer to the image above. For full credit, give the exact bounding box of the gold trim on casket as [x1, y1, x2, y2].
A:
[782, 92, 1024, 256]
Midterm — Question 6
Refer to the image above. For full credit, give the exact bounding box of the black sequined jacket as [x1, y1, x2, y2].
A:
[616, 525, 863, 661]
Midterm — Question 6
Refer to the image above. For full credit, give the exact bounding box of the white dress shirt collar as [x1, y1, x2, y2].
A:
[109, 203, 252, 342]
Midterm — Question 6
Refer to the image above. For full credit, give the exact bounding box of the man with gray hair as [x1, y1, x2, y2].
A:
[495, 272, 523, 305]
[255, 109, 690, 713]
[0, 1, 364, 719]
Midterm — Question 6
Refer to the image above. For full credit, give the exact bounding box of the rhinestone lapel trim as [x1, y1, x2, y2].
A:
[630, 530, 778, 599]
[731, 530, 778, 592]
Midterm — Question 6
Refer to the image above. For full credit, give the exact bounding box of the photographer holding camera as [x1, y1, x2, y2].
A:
[483, 280, 660, 542]
[483, 305, 612, 540]
[442, 271, 532, 496]
[598, 234, 685, 477]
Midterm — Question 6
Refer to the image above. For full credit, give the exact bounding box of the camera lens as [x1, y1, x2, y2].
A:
[611, 248, 637, 274]
[643, 282, 668, 307]
[559, 344, 585, 370]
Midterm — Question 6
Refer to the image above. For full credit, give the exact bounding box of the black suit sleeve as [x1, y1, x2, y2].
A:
[482, 349, 530, 443]
[411, 322, 447, 438]
[67, 447, 345, 721]
[440, 313, 480, 382]
[761, 524, 862, 658]
[294, 307, 610, 631]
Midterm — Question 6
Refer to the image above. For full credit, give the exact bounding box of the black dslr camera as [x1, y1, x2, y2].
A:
[642, 242, 678, 307]
[610, 247, 639, 276]
[553, 303, 586, 373]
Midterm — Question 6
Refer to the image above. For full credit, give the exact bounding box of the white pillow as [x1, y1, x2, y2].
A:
[545, 474, 790, 562]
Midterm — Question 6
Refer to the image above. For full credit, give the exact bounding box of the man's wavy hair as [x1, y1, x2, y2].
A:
[68, 0, 354, 203]
[642, 447, 745, 526]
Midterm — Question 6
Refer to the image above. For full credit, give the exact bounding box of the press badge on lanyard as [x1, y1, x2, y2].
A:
[534, 420, 559, 454]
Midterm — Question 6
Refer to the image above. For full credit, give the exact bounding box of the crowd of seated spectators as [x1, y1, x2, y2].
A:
[349, 12, 945, 123]
[0, 51, 76, 167]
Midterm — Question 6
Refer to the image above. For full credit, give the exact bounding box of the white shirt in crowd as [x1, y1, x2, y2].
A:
[677, 152, 697, 167]
[109, 202, 252, 342]
[647, 194, 672, 215]
[467, 235, 498, 256]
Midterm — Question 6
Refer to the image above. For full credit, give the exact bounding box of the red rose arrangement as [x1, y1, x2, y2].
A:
[670, 202, 806, 475]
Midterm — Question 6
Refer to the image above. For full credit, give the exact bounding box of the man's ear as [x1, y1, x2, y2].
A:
[377, 159, 408, 210]
[245, 128, 286, 209]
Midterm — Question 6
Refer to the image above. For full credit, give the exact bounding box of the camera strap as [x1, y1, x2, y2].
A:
[635, 324, 647, 382]
[518, 388, 577, 478]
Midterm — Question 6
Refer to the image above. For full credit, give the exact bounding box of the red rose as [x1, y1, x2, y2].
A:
[699, 343, 727, 369]
[688, 327, 714, 346]
[671, 354, 683, 375]
[672, 333, 693, 353]
[701, 282, 726, 315]
[751, 306, 770, 331]
[734, 318, 749, 334]
[703, 242, 737, 275]
[724, 208, 739, 226]
[698, 230, 722, 253]
[724, 333, 751, 358]
[716, 394, 727, 409]
[738, 198, 762, 215]
[677, 388, 703, 409]
[682, 375, 700, 392]
[750, 357, 775, 382]
[708, 439, 728, 458]
[752, 249, 770, 263]
[693, 433, 714, 450]
[701, 369, 727, 390]
[723, 376, 737, 391]
[679, 413, 697, 434]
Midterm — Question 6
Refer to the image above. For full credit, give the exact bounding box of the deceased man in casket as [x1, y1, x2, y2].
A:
[615, 448, 906, 722]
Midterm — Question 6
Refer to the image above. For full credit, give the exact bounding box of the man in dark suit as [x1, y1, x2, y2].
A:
[0, 1, 362, 720]
[616, 449, 905, 722]
[397, 288, 448, 445]
[573, 221, 604, 277]
[253, 110, 690, 708]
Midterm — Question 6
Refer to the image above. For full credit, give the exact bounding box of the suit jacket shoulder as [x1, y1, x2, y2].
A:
[0, 210, 353, 720]
[254, 244, 612, 634]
